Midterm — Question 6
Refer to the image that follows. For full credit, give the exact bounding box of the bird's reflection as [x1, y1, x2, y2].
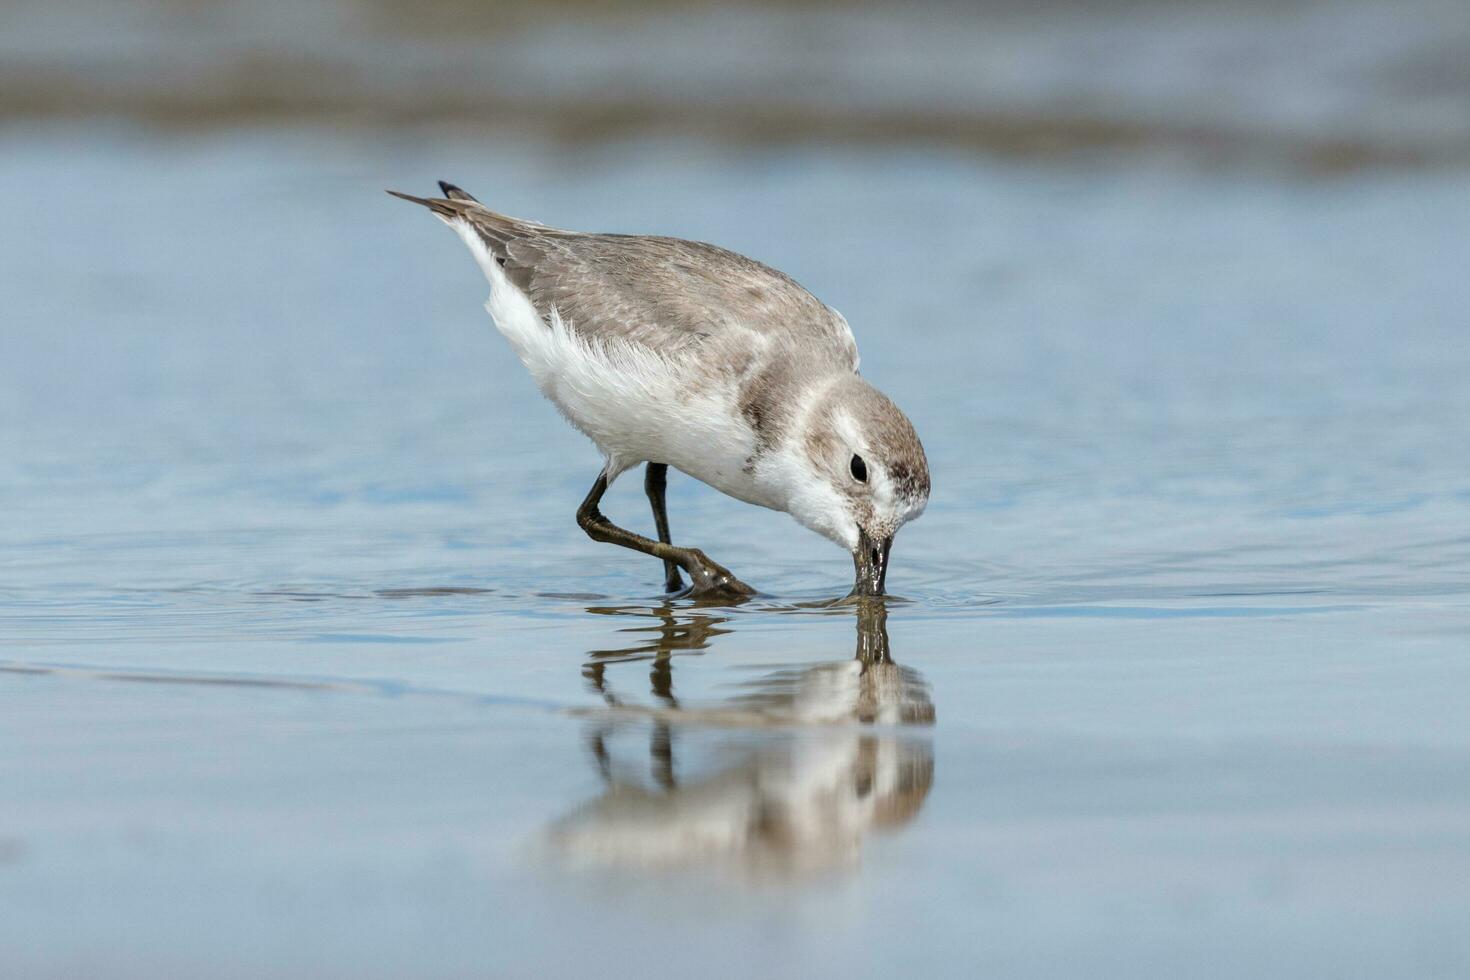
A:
[548, 600, 934, 875]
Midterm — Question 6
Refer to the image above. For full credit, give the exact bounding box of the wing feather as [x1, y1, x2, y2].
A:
[398, 192, 859, 370]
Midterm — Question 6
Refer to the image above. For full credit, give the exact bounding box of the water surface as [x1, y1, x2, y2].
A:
[3, 126, 1470, 977]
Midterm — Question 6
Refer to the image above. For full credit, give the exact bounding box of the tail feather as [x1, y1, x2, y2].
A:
[437, 180, 480, 203]
[387, 181, 484, 219]
[385, 189, 463, 219]
[388, 185, 562, 288]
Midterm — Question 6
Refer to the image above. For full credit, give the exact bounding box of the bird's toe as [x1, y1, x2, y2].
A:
[684, 556, 756, 598]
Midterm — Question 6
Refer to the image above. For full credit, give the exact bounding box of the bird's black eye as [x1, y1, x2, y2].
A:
[849, 454, 867, 483]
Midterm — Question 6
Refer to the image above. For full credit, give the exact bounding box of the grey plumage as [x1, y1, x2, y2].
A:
[387, 190, 858, 370]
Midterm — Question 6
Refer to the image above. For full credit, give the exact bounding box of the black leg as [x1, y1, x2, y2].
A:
[576, 470, 754, 597]
[644, 463, 684, 592]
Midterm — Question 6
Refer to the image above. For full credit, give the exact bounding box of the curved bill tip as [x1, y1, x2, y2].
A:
[850, 530, 893, 597]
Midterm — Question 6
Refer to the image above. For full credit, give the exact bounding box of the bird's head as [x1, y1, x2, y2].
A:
[783, 374, 930, 596]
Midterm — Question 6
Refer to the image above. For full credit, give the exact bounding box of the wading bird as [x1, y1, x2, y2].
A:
[391, 182, 929, 597]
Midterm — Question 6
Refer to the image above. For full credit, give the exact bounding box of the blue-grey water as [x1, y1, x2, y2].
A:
[4, 125, 1470, 978]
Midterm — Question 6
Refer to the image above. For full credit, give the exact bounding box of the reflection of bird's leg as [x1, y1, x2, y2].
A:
[644, 463, 684, 593]
[582, 660, 621, 706]
[648, 610, 681, 710]
[584, 599, 743, 659]
[588, 727, 613, 783]
[855, 599, 892, 665]
[650, 653, 679, 709]
[650, 720, 676, 790]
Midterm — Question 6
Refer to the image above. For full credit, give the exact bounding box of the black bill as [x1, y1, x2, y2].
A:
[850, 529, 894, 597]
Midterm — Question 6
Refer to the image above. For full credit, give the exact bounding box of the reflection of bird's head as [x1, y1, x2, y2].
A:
[855, 660, 935, 725]
[856, 733, 935, 830]
[722, 656, 932, 726]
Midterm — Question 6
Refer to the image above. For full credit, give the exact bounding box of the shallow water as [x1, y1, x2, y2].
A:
[4, 126, 1470, 977]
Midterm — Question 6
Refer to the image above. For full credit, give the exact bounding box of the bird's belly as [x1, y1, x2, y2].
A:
[532, 345, 778, 508]
[671, 443, 777, 510]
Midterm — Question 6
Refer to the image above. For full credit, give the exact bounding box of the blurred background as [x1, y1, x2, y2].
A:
[4, 2, 1470, 978]
[6, 0, 1470, 166]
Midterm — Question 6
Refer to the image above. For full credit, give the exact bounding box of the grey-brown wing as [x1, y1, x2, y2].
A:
[465, 208, 860, 368]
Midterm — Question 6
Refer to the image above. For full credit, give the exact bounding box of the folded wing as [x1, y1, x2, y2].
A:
[390, 188, 860, 371]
